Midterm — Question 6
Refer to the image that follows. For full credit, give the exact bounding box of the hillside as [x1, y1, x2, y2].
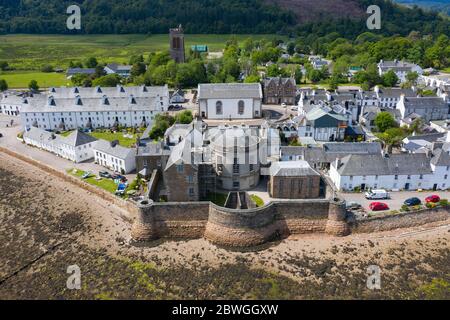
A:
[0, 0, 448, 37]
[394, 0, 450, 15]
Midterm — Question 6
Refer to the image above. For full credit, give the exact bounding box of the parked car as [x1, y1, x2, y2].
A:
[346, 201, 362, 210]
[112, 174, 127, 182]
[281, 103, 287, 108]
[0, 133, 3, 138]
[369, 202, 389, 211]
[291, 106, 298, 111]
[425, 195, 440, 203]
[81, 171, 92, 179]
[404, 197, 421, 206]
[99, 171, 112, 179]
[365, 189, 389, 200]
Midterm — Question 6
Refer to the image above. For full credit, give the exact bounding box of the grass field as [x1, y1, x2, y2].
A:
[88, 130, 138, 148]
[0, 71, 69, 88]
[0, 34, 284, 71]
[68, 168, 123, 194]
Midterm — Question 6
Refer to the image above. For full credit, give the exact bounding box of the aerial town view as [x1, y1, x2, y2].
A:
[0, 0, 449, 310]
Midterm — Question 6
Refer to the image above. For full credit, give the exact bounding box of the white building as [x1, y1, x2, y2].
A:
[20, 85, 169, 131]
[92, 139, 136, 174]
[377, 60, 423, 83]
[396, 95, 449, 122]
[23, 127, 97, 163]
[197, 83, 263, 120]
[329, 153, 435, 191]
[1, 93, 25, 116]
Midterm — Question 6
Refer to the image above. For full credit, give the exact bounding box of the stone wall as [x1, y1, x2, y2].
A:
[132, 198, 346, 247]
[351, 207, 450, 234]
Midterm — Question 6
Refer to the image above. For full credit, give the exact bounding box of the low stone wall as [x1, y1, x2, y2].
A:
[351, 207, 450, 233]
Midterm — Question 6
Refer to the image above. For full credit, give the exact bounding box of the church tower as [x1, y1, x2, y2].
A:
[169, 25, 186, 63]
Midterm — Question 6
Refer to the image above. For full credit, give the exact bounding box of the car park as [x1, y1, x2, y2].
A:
[99, 171, 112, 179]
[425, 195, 440, 203]
[404, 197, 421, 206]
[365, 189, 389, 200]
[346, 201, 362, 210]
[369, 202, 389, 211]
[81, 171, 92, 179]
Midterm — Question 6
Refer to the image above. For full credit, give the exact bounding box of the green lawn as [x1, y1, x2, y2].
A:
[250, 194, 264, 207]
[0, 34, 284, 71]
[88, 131, 137, 148]
[67, 168, 122, 194]
[0, 71, 69, 88]
[206, 192, 228, 207]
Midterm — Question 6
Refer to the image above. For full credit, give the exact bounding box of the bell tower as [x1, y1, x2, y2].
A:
[169, 25, 186, 63]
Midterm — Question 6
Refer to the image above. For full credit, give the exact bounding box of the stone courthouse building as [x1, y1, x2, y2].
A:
[268, 161, 321, 199]
[263, 77, 297, 105]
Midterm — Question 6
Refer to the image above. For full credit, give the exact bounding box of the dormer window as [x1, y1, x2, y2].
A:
[142, 86, 148, 92]
[102, 95, 110, 105]
[48, 96, 56, 106]
[96, 86, 102, 93]
[117, 85, 125, 93]
[50, 87, 56, 93]
[75, 95, 83, 106]
[129, 95, 137, 104]
[73, 87, 79, 94]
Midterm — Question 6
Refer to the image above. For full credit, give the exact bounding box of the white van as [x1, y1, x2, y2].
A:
[365, 189, 389, 200]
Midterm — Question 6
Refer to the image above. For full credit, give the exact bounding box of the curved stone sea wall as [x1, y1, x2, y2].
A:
[131, 198, 348, 247]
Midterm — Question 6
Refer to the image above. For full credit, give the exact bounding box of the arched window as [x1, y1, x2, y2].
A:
[216, 101, 223, 115]
[238, 100, 245, 115]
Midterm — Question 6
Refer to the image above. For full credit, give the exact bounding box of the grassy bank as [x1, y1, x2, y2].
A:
[0, 71, 69, 88]
[0, 34, 284, 71]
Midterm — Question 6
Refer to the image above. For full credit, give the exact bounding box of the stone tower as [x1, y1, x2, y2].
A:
[169, 25, 185, 63]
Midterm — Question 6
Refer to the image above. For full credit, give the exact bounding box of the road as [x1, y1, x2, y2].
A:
[0, 114, 136, 180]
[340, 190, 450, 211]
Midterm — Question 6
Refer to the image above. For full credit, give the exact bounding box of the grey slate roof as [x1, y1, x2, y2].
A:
[92, 140, 134, 159]
[404, 97, 448, 108]
[376, 87, 416, 98]
[431, 147, 450, 167]
[66, 68, 96, 76]
[270, 161, 319, 177]
[64, 130, 98, 147]
[335, 153, 432, 176]
[198, 83, 262, 99]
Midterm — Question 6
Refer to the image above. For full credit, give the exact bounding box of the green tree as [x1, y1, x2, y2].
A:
[28, 80, 39, 91]
[131, 62, 147, 78]
[376, 127, 406, 153]
[0, 79, 8, 91]
[0, 61, 10, 71]
[244, 74, 260, 83]
[382, 70, 399, 87]
[406, 71, 419, 85]
[92, 74, 121, 87]
[175, 110, 193, 124]
[41, 65, 54, 73]
[85, 57, 98, 68]
[374, 112, 396, 133]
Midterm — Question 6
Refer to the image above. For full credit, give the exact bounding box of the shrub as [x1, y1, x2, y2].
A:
[439, 199, 448, 207]
[353, 186, 361, 193]
[426, 202, 437, 209]
[401, 204, 410, 212]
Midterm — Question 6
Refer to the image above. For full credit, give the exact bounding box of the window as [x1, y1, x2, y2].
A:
[395, 175, 398, 180]
[187, 176, 194, 183]
[216, 101, 223, 115]
[349, 176, 353, 181]
[188, 187, 195, 196]
[233, 181, 240, 189]
[176, 164, 184, 173]
[445, 175, 448, 180]
[238, 100, 245, 115]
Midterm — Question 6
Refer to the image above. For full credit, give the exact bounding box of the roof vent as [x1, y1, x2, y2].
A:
[48, 96, 56, 106]
[102, 95, 109, 105]
[110, 140, 119, 148]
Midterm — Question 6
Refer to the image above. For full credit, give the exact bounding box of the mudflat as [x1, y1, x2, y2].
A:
[0, 151, 449, 299]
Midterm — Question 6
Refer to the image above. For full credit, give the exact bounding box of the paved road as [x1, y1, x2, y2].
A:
[340, 190, 450, 211]
[0, 114, 136, 180]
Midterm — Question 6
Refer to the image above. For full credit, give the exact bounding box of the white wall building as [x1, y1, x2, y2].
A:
[197, 83, 262, 120]
[23, 127, 97, 163]
[377, 60, 423, 83]
[19, 85, 169, 131]
[329, 153, 436, 191]
[1, 93, 25, 116]
[92, 140, 136, 174]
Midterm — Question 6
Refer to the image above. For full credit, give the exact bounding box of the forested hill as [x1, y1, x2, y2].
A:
[0, 0, 448, 37]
